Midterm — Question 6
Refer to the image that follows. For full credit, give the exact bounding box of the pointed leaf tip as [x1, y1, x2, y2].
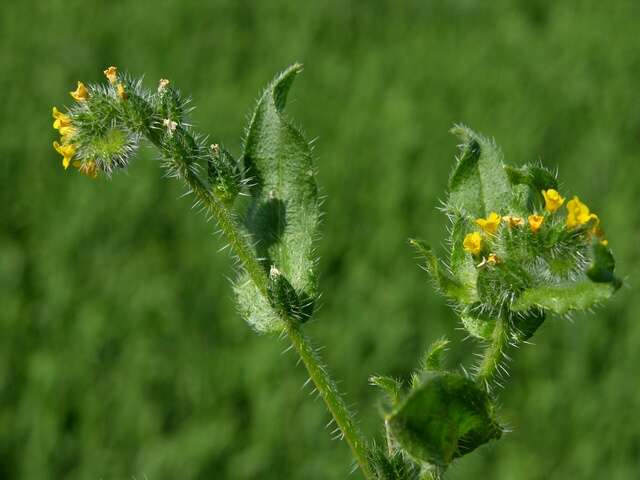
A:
[447, 126, 511, 218]
[270, 63, 303, 111]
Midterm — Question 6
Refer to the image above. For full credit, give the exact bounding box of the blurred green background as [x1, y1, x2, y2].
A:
[2, 1, 639, 478]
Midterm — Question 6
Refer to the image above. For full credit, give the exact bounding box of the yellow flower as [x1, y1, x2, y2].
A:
[503, 215, 524, 228]
[73, 160, 99, 179]
[487, 253, 499, 266]
[53, 141, 76, 169]
[566, 196, 598, 229]
[70, 81, 89, 101]
[463, 232, 482, 255]
[117, 83, 127, 100]
[103, 66, 118, 84]
[475, 212, 502, 235]
[528, 214, 544, 233]
[601, 239, 609, 247]
[52, 106, 70, 129]
[52, 106, 76, 139]
[541, 189, 565, 213]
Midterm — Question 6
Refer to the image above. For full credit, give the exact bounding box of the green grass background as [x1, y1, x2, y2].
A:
[2, 1, 639, 478]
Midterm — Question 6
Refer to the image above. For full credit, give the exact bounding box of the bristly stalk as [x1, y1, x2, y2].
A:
[183, 167, 374, 478]
[285, 322, 374, 479]
[474, 315, 509, 392]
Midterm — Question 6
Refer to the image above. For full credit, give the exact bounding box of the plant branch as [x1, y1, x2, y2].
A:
[178, 166, 373, 479]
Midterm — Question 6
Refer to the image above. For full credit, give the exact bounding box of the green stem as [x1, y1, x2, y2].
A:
[180, 168, 373, 479]
[285, 322, 374, 480]
[475, 316, 509, 391]
[186, 171, 269, 297]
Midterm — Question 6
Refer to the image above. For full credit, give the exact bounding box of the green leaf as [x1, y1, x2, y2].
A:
[587, 241, 622, 289]
[411, 338, 451, 390]
[369, 446, 421, 480]
[370, 375, 402, 405]
[460, 312, 495, 341]
[234, 64, 320, 332]
[449, 215, 479, 303]
[423, 338, 450, 371]
[505, 163, 558, 192]
[410, 239, 475, 303]
[388, 372, 502, 466]
[505, 163, 558, 211]
[447, 125, 512, 218]
[512, 309, 545, 342]
[511, 280, 616, 315]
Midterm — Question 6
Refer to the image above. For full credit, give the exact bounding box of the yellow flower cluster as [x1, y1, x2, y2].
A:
[52, 107, 76, 169]
[52, 105, 99, 178]
[53, 70, 124, 178]
[463, 188, 609, 265]
[463, 188, 607, 260]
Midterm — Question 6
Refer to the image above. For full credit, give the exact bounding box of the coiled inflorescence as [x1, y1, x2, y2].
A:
[51, 65, 318, 335]
[51, 66, 241, 204]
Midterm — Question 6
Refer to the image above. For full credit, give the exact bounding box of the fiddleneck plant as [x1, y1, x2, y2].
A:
[52, 65, 622, 479]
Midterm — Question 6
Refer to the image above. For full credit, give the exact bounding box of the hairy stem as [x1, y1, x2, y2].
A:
[185, 170, 270, 297]
[286, 322, 374, 479]
[475, 316, 509, 391]
[177, 165, 373, 478]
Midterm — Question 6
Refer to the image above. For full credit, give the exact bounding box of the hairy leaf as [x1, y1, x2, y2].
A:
[410, 239, 475, 303]
[370, 375, 402, 405]
[511, 309, 545, 342]
[234, 64, 319, 332]
[460, 313, 495, 341]
[587, 241, 622, 289]
[449, 215, 479, 301]
[388, 372, 502, 466]
[448, 125, 511, 218]
[505, 164, 558, 192]
[512, 280, 616, 315]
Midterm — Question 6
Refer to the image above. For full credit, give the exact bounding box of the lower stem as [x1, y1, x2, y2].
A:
[285, 322, 374, 480]
[475, 316, 509, 391]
